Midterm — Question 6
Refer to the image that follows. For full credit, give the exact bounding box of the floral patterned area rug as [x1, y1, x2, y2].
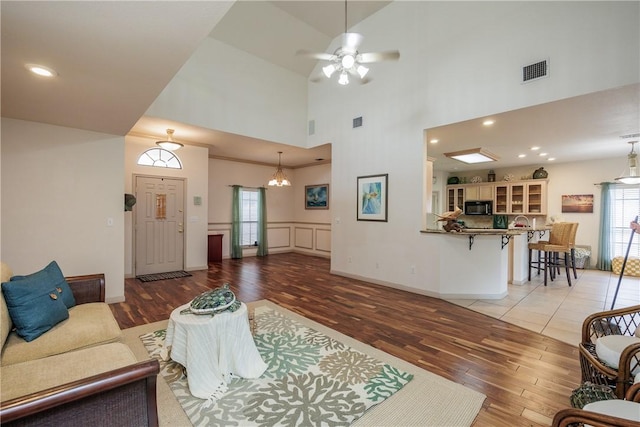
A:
[140, 305, 413, 426]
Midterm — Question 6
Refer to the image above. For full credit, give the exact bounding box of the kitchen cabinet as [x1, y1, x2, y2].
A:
[493, 180, 547, 214]
[446, 179, 547, 215]
[466, 184, 494, 201]
[447, 186, 465, 211]
[510, 183, 526, 214]
[494, 184, 509, 214]
[526, 181, 547, 214]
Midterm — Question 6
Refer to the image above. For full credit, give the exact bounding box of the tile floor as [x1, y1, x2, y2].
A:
[447, 267, 640, 345]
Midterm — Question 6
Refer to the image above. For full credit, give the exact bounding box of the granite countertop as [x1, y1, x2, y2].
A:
[421, 227, 550, 235]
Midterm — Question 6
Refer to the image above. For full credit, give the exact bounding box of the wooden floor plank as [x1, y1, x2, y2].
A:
[110, 253, 582, 425]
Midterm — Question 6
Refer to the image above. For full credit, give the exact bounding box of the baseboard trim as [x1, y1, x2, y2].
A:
[330, 269, 508, 300]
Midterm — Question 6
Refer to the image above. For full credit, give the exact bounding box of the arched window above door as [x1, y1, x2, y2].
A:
[137, 148, 182, 169]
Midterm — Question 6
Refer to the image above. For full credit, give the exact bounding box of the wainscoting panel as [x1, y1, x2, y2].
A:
[294, 227, 313, 250]
[208, 222, 330, 258]
[316, 229, 331, 253]
[269, 226, 292, 249]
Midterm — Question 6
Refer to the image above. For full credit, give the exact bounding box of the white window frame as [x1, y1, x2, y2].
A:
[241, 189, 259, 247]
[137, 148, 182, 169]
[609, 184, 640, 258]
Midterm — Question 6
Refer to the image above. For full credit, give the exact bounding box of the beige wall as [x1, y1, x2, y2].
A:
[1, 118, 125, 302]
[208, 158, 331, 258]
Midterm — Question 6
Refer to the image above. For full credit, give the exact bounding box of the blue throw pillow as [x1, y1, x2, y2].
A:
[10, 261, 76, 308]
[1, 278, 69, 342]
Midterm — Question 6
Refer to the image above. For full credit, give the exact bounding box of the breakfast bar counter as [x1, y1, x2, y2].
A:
[419, 227, 549, 299]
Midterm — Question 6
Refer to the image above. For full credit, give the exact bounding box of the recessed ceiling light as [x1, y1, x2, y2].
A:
[430, 139, 439, 144]
[539, 152, 548, 157]
[25, 63, 57, 77]
[548, 157, 556, 161]
[518, 154, 526, 158]
[531, 146, 540, 151]
[482, 119, 495, 126]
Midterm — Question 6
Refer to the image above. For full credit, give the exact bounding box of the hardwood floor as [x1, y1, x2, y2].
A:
[110, 252, 581, 426]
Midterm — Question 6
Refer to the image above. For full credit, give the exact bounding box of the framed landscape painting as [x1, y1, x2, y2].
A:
[561, 194, 594, 213]
[357, 174, 388, 222]
[305, 184, 329, 209]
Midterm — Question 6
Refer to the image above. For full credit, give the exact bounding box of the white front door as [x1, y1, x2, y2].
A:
[134, 176, 185, 276]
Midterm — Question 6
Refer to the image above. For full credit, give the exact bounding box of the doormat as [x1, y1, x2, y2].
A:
[137, 271, 192, 282]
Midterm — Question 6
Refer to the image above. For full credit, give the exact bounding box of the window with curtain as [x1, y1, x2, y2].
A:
[241, 189, 259, 246]
[608, 184, 640, 258]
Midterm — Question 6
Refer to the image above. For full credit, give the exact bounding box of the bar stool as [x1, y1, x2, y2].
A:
[528, 222, 573, 286]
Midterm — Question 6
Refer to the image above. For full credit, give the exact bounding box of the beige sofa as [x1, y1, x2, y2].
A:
[0, 262, 160, 426]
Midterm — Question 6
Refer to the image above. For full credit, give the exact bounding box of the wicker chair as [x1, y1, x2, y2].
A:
[528, 222, 575, 286]
[551, 383, 640, 427]
[579, 305, 640, 398]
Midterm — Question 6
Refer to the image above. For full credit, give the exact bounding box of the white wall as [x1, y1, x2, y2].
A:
[208, 158, 331, 258]
[308, 2, 639, 296]
[1, 118, 125, 302]
[124, 135, 209, 276]
[145, 37, 309, 148]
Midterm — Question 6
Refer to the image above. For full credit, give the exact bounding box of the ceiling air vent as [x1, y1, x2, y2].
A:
[353, 116, 363, 128]
[522, 59, 548, 83]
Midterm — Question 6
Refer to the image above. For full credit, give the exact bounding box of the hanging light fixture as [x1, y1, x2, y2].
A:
[156, 129, 183, 151]
[615, 140, 640, 184]
[268, 151, 291, 187]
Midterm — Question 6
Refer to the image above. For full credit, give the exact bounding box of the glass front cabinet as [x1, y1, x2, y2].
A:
[493, 180, 547, 215]
[447, 187, 465, 212]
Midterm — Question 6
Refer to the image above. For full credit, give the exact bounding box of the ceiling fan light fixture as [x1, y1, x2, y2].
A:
[156, 129, 183, 151]
[341, 54, 355, 69]
[322, 64, 336, 78]
[356, 65, 369, 78]
[615, 141, 640, 184]
[338, 72, 349, 85]
[268, 151, 291, 187]
[444, 148, 499, 164]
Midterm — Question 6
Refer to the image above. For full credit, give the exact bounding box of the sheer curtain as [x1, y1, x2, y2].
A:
[257, 187, 268, 257]
[597, 182, 612, 270]
[231, 185, 243, 259]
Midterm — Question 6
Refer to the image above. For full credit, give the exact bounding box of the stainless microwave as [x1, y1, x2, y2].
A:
[464, 200, 493, 215]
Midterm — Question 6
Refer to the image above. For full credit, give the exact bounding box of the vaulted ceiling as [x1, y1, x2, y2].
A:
[2, 1, 638, 170]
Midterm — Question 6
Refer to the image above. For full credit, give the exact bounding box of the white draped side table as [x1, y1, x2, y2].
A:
[164, 302, 267, 400]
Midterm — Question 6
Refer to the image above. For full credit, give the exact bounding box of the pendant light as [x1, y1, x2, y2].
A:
[156, 129, 183, 151]
[615, 141, 640, 184]
[268, 151, 291, 187]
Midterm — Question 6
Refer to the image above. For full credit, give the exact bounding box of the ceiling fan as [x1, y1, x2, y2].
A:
[296, 0, 400, 85]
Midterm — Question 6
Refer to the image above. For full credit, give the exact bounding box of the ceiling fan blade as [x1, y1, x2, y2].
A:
[358, 50, 400, 64]
[342, 32, 363, 51]
[295, 49, 335, 61]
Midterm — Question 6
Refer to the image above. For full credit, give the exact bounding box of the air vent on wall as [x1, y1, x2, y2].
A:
[620, 133, 640, 139]
[353, 116, 363, 128]
[522, 59, 548, 83]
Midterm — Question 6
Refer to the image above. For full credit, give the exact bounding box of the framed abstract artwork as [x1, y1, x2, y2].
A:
[305, 184, 329, 209]
[357, 174, 388, 222]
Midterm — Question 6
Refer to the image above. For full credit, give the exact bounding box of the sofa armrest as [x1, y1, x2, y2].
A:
[0, 359, 160, 427]
[66, 274, 105, 304]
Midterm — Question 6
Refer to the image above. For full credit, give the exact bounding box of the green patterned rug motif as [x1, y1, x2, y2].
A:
[140, 306, 413, 426]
